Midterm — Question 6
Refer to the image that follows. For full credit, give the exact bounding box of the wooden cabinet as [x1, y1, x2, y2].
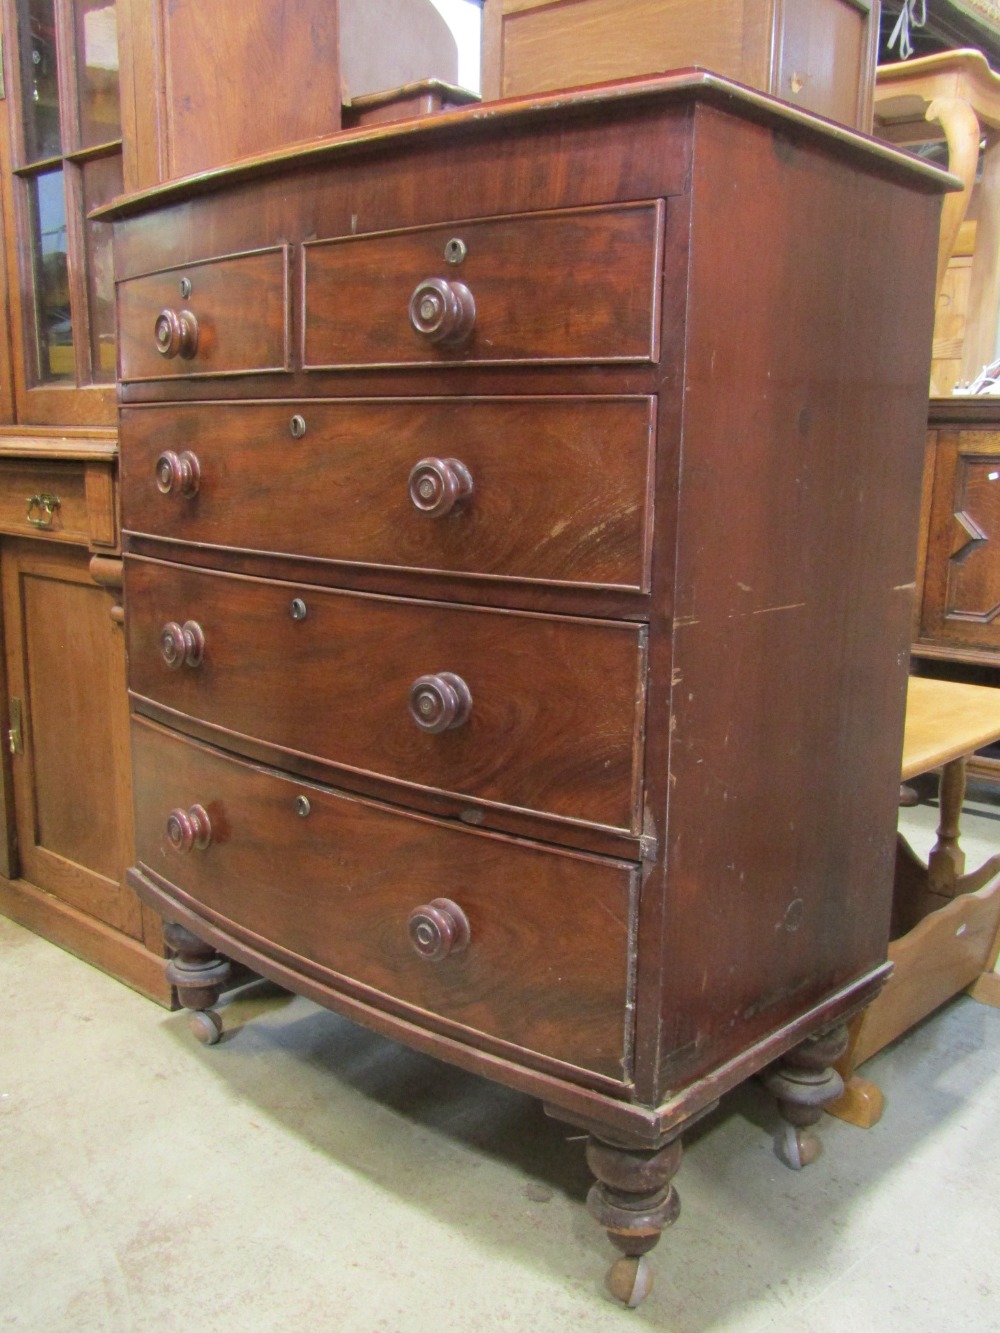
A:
[0, 443, 170, 1003]
[915, 402, 1000, 667]
[481, 0, 881, 131]
[102, 74, 946, 1297]
[117, 0, 460, 193]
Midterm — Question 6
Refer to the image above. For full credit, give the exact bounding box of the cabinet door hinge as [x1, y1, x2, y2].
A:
[8, 697, 23, 755]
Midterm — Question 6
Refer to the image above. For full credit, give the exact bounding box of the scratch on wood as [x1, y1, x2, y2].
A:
[674, 615, 699, 627]
[751, 601, 806, 616]
[893, 581, 917, 592]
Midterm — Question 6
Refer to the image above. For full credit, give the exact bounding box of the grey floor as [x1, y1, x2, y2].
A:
[2, 794, 999, 1332]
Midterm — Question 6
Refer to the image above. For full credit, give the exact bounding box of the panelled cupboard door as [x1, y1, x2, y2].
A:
[1, 538, 140, 937]
[920, 429, 1000, 655]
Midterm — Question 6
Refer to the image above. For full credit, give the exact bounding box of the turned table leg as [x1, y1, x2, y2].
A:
[762, 1024, 848, 1169]
[586, 1134, 683, 1306]
[164, 921, 232, 1045]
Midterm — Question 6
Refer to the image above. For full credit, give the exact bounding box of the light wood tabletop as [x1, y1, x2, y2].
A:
[902, 676, 1000, 781]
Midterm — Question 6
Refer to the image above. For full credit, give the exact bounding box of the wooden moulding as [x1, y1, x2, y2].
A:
[0, 876, 175, 1007]
[342, 80, 480, 130]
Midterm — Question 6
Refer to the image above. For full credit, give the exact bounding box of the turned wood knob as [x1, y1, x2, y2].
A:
[408, 457, 473, 517]
[408, 897, 470, 961]
[154, 307, 199, 359]
[155, 449, 200, 497]
[408, 672, 472, 733]
[408, 277, 476, 346]
[166, 803, 212, 853]
[160, 620, 205, 669]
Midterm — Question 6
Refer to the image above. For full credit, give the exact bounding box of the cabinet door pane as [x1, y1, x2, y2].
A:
[82, 154, 123, 381]
[76, 1, 122, 148]
[26, 168, 74, 382]
[17, 0, 63, 161]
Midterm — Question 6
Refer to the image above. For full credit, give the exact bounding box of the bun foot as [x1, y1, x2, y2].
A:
[189, 1008, 223, 1045]
[762, 1023, 848, 1170]
[606, 1254, 654, 1307]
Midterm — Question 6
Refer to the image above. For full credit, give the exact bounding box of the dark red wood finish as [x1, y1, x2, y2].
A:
[126, 554, 647, 833]
[107, 74, 948, 1269]
[301, 202, 664, 368]
[119, 397, 656, 591]
[132, 717, 637, 1082]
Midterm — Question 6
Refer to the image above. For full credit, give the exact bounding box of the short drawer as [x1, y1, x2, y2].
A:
[126, 557, 646, 834]
[117, 247, 289, 382]
[132, 718, 636, 1081]
[120, 397, 655, 591]
[302, 201, 663, 368]
[0, 459, 107, 546]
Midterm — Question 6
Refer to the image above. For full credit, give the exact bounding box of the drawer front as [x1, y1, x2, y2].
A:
[126, 557, 646, 833]
[302, 202, 663, 368]
[117, 247, 289, 381]
[120, 397, 655, 591]
[133, 719, 636, 1081]
[0, 460, 90, 543]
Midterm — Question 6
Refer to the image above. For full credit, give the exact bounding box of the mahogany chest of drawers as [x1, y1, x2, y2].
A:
[104, 73, 948, 1301]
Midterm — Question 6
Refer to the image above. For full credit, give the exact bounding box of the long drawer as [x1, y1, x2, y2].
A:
[132, 718, 636, 1081]
[302, 202, 664, 368]
[120, 397, 655, 591]
[126, 556, 647, 833]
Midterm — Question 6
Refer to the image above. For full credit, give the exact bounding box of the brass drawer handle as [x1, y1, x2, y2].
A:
[26, 493, 60, 528]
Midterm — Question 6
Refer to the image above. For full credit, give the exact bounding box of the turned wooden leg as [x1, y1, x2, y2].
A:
[164, 921, 231, 1045]
[928, 757, 967, 894]
[586, 1134, 682, 1307]
[762, 1024, 848, 1169]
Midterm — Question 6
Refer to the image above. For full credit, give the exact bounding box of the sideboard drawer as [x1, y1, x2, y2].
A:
[132, 718, 636, 1081]
[118, 247, 290, 382]
[126, 557, 647, 832]
[120, 396, 655, 591]
[302, 202, 663, 369]
[0, 460, 91, 543]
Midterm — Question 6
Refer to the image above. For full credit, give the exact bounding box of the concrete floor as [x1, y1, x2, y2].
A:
[2, 796, 999, 1332]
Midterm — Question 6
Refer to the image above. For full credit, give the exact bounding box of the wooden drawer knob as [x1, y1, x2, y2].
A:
[166, 803, 212, 853]
[408, 898, 470, 961]
[155, 449, 200, 497]
[408, 672, 472, 733]
[154, 307, 199, 359]
[160, 620, 205, 669]
[409, 277, 476, 346]
[408, 457, 473, 517]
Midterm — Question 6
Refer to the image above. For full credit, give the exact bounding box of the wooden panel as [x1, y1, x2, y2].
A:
[921, 430, 1000, 653]
[132, 718, 637, 1080]
[776, 0, 871, 128]
[1, 540, 139, 936]
[484, 0, 877, 129]
[302, 203, 663, 369]
[158, 0, 342, 180]
[0, 460, 90, 545]
[117, 248, 289, 382]
[489, 0, 747, 99]
[638, 103, 940, 1096]
[125, 557, 647, 833]
[120, 397, 656, 591]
